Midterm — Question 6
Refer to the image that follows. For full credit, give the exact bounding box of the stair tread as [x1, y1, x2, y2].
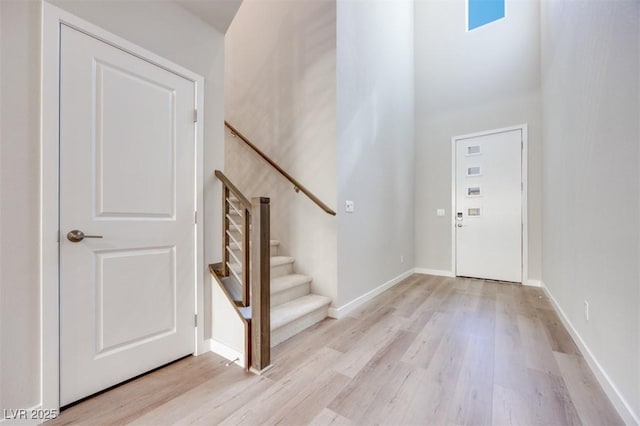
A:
[270, 256, 295, 266]
[271, 274, 312, 295]
[228, 255, 295, 273]
[271, 294, 331, 330]
[238, 306, 251, 320]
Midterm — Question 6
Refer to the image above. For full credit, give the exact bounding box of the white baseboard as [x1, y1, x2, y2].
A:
[413, 268, 455, 277]
[211, 340, 245, 369]
[0, 404, 49, 425]
[415, 269, 541, 288]
[328, 269, 414, 319]
[541, 282, 639, 425]
[195, 338, 212, 356]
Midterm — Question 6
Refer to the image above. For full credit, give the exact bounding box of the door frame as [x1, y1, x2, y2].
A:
[450, 124, 528, 283]
[42, 2, 206, 413]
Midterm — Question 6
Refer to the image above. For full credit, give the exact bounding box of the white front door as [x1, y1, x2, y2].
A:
[59, 25, 196, 405]
[454, 128, 523, 283]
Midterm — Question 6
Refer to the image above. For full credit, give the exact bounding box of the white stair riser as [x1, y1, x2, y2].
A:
[271, 305, 329, 347]
[271, 282, 310, 307]
[271, 261, 294, 278]
[228, 258, 293, 279]
[229, 245, 278, 258]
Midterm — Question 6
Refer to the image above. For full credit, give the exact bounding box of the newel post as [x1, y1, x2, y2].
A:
[250, 197, 271, 371]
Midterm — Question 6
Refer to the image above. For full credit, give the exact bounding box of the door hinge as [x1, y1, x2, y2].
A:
[194, 314, 198, 327]
[193, 109, 198, 123]
[521, 182, 524, 191]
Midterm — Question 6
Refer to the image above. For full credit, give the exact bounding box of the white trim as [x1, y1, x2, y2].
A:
[524, 279, 542, 288]
[521, 124, 529, 286]
[194, 70, 206, 356]
[202, 338, 212, 351]
[211, 340, 245, 369]
[41, 2, 205, 413]
[450, 124, 529, 284]
[541, 283, 639, 426]
[249, 364, 274, 376]
[328, 269, 414, 319]
[451, 137, 456, 279]
[414, 268, 455, 278]
[41, 2, 60, 416]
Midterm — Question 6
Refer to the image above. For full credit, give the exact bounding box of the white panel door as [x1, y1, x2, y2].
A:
[59, 25, 196, 405]
[455, 129, 522, 282]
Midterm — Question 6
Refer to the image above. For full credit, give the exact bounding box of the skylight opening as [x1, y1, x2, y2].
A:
[467, 0, 505, 31]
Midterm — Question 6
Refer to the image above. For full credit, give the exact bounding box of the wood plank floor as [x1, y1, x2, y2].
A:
[47, 274, 623, 426]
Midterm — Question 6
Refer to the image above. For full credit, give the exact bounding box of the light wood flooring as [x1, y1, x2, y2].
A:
[47, 274, 623, 425]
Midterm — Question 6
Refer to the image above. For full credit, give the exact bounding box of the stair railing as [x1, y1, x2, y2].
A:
[217, 170, 252, 307]
[225, 121, 337, 216]
[215, 170, 271, 371]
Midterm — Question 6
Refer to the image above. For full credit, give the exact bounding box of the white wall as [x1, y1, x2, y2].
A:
[211, 276, 246, 366]
[0, 0, 226, 412]
[336, 0, 415, 306]
[413, 0, 542, 281]
[0, 0, 42, 411]
[540, 1, 640, 422]
[224, 0, 338, 302]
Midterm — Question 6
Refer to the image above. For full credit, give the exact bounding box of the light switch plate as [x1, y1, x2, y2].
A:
[345, 200, 355, 213]
[436, 208, 445, 217]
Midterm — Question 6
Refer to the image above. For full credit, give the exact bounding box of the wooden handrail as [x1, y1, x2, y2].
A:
[215, 170, 252, 210]
[225, 121, 337, 216]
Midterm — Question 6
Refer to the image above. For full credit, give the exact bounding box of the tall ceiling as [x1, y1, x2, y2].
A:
[173, 0, 243, 34]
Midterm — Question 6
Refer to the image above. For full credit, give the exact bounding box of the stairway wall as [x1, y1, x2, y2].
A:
[336, 0, 415, 307]
[224, 0, 338, 302]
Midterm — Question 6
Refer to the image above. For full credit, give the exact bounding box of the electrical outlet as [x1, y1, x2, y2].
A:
[400, 255, 404, 263]
[436, 208, 445, 217]
[584, 300, 589, 321]
[345, 200, 354, 213]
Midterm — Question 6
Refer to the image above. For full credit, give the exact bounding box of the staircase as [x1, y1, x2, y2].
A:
[265, 249, 331, 347]
[226, 209, 331, 347]
[213, 123, 336, 372]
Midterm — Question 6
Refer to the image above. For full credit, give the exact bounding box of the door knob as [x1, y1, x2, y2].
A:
[67, 230, 103, 243]
[457, 223, 463, 228]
